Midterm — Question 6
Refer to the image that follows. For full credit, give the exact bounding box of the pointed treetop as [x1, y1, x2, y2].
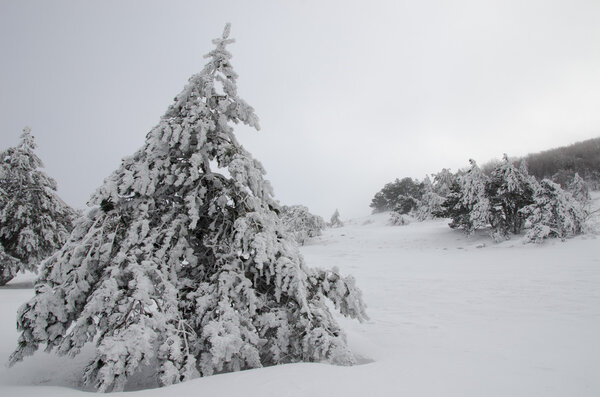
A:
[163, 23, 259, 132]
[5, 126, 44, 171]
[422, 174, 432, 186]
[19, 126, 36, 151]
[208, 23, 235, 57]
[222, 22, 232, 40]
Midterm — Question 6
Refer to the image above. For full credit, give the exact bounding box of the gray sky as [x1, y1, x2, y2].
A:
[1, 0, 599, 219]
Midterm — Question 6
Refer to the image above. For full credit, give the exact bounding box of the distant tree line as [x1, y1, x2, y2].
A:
[481, 137, 600, 188]
[523, 137, 600, 184]
[437, 156, 588, 242]
[370, 139, 596, 242]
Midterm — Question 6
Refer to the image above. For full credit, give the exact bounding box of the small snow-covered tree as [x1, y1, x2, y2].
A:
[414, 176, 442, 221]
[9, 25, 367, 392]
[486, 154, 536, 240]
[522, 179, 586, 243]
[427, 169, 456, 219]
[432, 168, 455, 197]
[329, 209, 344, 228]
[389, 211, 410, 226]
[568, 173, 591, 205]
[0, 127, 75, 285]
[280, 205, 326, 245]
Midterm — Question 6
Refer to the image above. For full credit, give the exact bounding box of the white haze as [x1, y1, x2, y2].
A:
[1, 0, 599, 218]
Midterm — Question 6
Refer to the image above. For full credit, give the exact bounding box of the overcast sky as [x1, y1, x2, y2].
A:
[1, 0, 599, 219]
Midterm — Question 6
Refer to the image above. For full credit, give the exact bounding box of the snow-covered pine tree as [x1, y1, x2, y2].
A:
[9, 25, 367, 392]
[0, 127, 75, 285]
[329, 209, 344, 228]
[518, 157, 530, 176]
[415, 176, 442, 221]
[436, 181, 468, 226]
[432, 168, 455, 197]
[280, 205, 326, 245]
[486, 154, 536, 240]
[568, 172, 591, 205]
[521, 179, 586, 243]
[458, 159, 491, 234]
[436, 160, 490, 234]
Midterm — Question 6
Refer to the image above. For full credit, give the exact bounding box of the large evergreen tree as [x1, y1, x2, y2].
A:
[9, 25, 367, 392]
[0, 127, 75, 285]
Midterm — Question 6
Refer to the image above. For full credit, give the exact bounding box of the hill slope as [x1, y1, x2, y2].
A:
[522, 136, 600, 185]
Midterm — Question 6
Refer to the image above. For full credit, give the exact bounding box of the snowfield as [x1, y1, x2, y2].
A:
[1, 204, 599, 396]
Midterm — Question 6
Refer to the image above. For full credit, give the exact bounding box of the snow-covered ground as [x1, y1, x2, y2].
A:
[1, 202, 599, 396]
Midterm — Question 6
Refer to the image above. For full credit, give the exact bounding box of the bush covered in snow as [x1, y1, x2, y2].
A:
[9, 25, 367, 392]
[521, 179, 586, 243]
[0, 128, 75, 285]
[280, 205, 325, 245]
[389, 211, 410, 226]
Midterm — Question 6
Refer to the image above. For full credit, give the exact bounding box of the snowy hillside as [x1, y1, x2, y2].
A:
[1, 202, 599, 396]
